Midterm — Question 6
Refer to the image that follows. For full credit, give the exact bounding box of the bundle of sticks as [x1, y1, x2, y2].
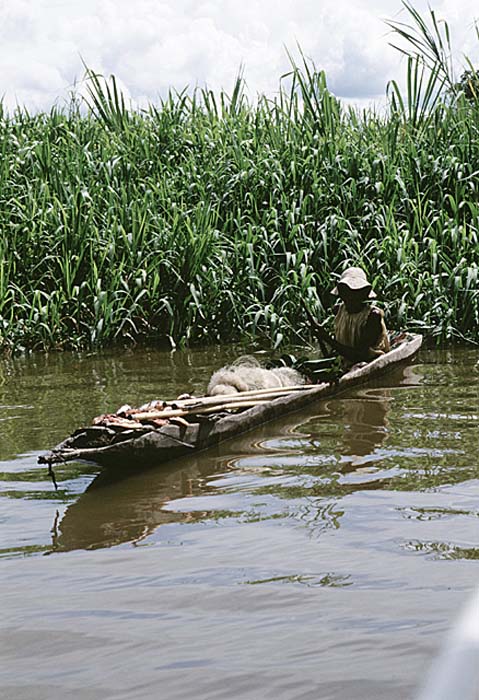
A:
[92, 383, 316, 429]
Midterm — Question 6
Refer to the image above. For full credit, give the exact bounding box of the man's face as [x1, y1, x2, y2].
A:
[337, 284, 370, 310]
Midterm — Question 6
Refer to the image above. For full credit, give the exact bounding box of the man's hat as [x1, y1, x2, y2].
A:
[332, 267, 376, 298]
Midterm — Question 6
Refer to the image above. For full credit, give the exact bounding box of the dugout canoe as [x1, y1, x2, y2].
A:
[38, 333, 423, 470]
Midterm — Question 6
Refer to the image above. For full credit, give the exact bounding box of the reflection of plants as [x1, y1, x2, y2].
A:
[296, 498, 344, 537]
[256, 463, 479, 500]
[1, 488, 69, 501]
[244, 572, 351, 587]
[402, 539, 479, 560]
[194, 509, 287, 524]
[0, 463, 97, 484]
[0, 543, 53, 559]
[398, 505, 478, 521]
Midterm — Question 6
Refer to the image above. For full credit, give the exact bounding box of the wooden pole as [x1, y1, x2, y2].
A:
[131, 385, 316, 420]
[132, 383, 316, 416]
[130, 398, 272, 422]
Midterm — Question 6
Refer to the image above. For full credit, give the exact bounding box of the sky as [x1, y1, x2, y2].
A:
[0, 0, 478, 114]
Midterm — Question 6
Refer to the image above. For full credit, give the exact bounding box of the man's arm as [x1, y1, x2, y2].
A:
[360, 309, 386, 359]
[313, 325, 373, 363]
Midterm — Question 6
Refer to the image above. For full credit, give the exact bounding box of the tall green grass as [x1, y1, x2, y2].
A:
[1, 2, 479, 353]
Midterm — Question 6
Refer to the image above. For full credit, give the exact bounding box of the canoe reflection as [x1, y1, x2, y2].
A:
[53, 455, 226, 552]
[333, 364, 422, 472]
[337, 390, 391, 470]
[53, 421, 288, 552]
[53, 364, 422, 552]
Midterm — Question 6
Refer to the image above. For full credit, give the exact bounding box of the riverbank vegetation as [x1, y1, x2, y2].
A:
[1, 3, 478, 353]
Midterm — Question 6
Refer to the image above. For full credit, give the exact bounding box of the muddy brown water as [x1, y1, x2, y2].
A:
[0, 345, 478, 700]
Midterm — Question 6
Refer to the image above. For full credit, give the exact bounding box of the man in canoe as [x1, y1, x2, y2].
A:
[310, 266, 390, 365]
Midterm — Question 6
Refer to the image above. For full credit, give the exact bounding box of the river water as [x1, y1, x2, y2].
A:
[0, 345, 478, 700]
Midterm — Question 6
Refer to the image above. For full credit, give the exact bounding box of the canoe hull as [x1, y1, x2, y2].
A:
[39, 333, 423, 470]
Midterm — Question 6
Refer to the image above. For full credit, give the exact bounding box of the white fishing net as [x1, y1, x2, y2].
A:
[207, 355, 306, 396]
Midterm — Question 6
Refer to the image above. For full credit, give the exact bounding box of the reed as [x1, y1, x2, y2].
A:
[1, 2, 478, 353]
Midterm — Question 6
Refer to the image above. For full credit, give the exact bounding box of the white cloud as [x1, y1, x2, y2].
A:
[0, 0, 478, 113]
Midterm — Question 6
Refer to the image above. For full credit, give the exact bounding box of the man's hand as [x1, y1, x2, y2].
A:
[314, 323, 333, 344]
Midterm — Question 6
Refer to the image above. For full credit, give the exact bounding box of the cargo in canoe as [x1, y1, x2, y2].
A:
[38, 333, 423, 471]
